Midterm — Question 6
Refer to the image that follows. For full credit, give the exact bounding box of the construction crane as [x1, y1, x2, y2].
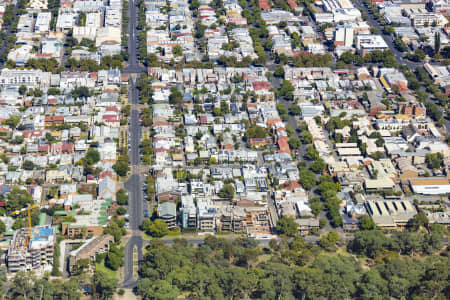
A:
[12, 204, 40, 249]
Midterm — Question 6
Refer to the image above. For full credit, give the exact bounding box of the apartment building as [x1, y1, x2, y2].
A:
[7, 225, 55, 273]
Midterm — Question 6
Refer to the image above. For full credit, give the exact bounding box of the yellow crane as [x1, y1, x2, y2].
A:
[12, 204, 40, 249]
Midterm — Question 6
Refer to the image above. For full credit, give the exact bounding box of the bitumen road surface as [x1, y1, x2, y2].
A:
[156, 235, 322, 247]
[124, 0, 146, 74]
[121, 0, 146, 288]
[122, 80, 145, 289]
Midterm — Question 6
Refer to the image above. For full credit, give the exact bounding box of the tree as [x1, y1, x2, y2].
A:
[276, 103, 288, 115]
[358, 270, 389, 300]
[9, 271, 36, 299]
[22, 160, 35, 170]
[116, 206, 126, 215]
[290, 104, 301, 115]
[274, 65, 285, 77]
[245, 125, 268, 140]
[394, 37, 408, 52]
[319, 218, 327, 228]
[0, 219, 5, 234]
[278, 80, 295, 99]
[288, 137, 301, 149]
[2, 115, 21, 129]
[104, 221, 125, 243]
[434, 32, 441, 55]
[85, 148, 100, 165]
[71, 258, 90, 276]
[169, 86, 183, 108]
[48, 87, 61, 95]
[359, 216, 376, 230]
[116, 189, 128, 205]
[18, 85, 27, 95]
[310, 158, 326, 173]
[302, 131, 312, 144]
[305, 145, 319, 160]
[276, 216, 298, 237]
[319, 231, 339, 250]
[410, 212, 429, 231]
[173, 45, 183, 57]
[142, 219, 168, 237]
[70, 86, 90, 98]
[190, 0, 200, 9]
[286, 124, 295, 136]
[219, 184, 235, 199]
[93, 269, 118, 299]
[105, 252, 122, 271]
[383, 25, 394, 35]
[6, 188, 33, 213]
[298, 167, 316, 190]
[138, 279, 180, 300]
[348, 230, 388, 258]
[113, 156, 129, 177]
[425, 152, 443, 169]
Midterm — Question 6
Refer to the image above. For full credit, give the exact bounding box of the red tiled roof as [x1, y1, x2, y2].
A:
[62, 142, 74, 151]
[277, 136, 290, 154]
[259, 0, 270, 10]
[106, 106, 119, 112]
[102, 115, 119, 122]
[250, 138, 266, 145]
[287, 0, 298, 8]
[267, 119, 282, 128]
[38, 144, 49, 152]
[252, 81, 270, 91]
[44, 116, 64, 123]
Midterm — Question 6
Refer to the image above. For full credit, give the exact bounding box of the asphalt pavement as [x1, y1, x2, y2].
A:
[121, 0, 146, 288]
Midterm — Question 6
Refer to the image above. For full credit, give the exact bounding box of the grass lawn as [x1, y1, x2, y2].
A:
[96, 262, 116, 280]
[142, 232, 153, 240]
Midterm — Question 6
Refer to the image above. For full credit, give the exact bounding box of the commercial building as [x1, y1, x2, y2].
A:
[197, 198, 216, 231]
[409, 177, 450, 195]
[356, 35, 389, 56]
[180, 194, 197, 229]
[157, 202, 177, 229]
[365, 199, 417, 228]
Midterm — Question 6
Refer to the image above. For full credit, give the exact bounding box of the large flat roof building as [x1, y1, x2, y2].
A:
[365, 199, 417, 228]
[409, 177, 450, 195]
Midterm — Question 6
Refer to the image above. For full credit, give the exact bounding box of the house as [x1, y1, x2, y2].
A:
[98, 176, 116, 200]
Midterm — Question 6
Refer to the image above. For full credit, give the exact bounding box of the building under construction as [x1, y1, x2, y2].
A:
[7, 225, 55, 273]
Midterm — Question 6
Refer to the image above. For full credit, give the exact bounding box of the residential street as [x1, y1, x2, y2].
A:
[121, 0, 146, 288]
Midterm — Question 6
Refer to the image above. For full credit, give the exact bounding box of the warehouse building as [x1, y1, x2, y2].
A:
[409, 177, 450, 195]
[365, 199, 417, 228]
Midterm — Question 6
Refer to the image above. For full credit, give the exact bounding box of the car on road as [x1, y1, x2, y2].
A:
[144, 209, 149, 218]
[125, 222, 130, 228]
